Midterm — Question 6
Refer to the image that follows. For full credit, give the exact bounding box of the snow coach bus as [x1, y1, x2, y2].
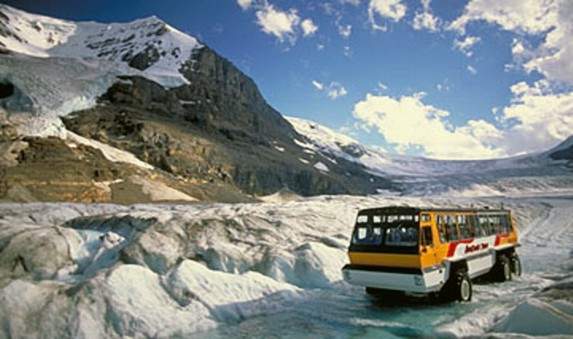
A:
[342, 206, 521, 302]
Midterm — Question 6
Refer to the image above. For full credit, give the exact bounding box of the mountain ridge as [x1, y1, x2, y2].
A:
[0, 4, 571, 203]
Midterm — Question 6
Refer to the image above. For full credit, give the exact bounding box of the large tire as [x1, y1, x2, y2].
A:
[441, 270, 472, 302]
[511, 254, 522, 277]
[494, 255, 512, 282]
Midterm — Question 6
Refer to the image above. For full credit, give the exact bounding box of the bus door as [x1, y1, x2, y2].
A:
[420, 214, 440, 269]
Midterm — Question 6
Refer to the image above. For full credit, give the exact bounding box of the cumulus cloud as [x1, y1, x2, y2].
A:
[353, 93, 504, 159]
[412, 0, 440, 32]
[368, 0, 407, 31]
[449, 0, 573, 85]
[312, 81, 348, 99]
[500, 80, 573, 154]
[301, 19, 318, 37]
[341, 0, 361, 5]
[353, 78, 573, 159]
[245, 2, 317, 44]
[453, 36, 481, 57]
[438, 0, 573, 156]
[237, 0, 253, 10]
[255, 4, 300, 43]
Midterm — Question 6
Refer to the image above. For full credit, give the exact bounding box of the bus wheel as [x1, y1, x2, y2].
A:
[511, 254, 522, 277]
[495, 255, 512, 282]
[456, 271, 472, 302]
[441, 270, 472, 302]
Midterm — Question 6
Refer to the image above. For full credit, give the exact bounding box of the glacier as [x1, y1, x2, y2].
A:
[0, 194, 571, 338]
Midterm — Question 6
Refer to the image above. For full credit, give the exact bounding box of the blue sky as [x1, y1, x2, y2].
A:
[7, 0, 573, 159]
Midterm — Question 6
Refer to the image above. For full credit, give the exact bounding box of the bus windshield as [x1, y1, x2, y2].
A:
[351, 213, 419, 254]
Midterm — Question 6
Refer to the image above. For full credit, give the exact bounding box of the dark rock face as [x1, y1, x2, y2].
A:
[63, 46, 396, 198]
[549, 136, 573, 161]
[127, 46, 161, 71]
[176, 46, 298, 144]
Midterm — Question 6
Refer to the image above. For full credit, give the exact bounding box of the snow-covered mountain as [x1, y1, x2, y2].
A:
[0, 4, 200, 86]
[0, 4, 571, 203]
[287, 116, 573, 196]
[0, 4, 202, 136]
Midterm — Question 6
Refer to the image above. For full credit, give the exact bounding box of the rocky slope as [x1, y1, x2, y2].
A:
[0, 4, 394, 203]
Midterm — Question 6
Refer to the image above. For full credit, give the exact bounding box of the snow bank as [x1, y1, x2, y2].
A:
[67, 131, 154, 170]
[166, 260, 303, 322]
[104, 264, 216, 337]
[493, 298, 573, 336]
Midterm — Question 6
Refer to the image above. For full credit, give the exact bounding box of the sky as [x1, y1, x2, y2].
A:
[5, 0, 573, 159]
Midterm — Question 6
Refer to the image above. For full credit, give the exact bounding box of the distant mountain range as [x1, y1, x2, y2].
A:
[0, 4, 571, 203]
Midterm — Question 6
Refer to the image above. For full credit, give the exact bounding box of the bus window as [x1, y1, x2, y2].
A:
[458, 214, 474, 239]
[437, 216, 447, 243]
[500, 215, 511, 234]
[385, 226, 418, 247]
[421, 214, 431, 222]
[490, 216, 501, 235]
[352, 225, 383, 245]
[421, 227, 433, 247]
[446, 215, 459, 241]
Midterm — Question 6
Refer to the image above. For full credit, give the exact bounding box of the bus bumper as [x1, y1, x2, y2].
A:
[342, 264, 445, 293]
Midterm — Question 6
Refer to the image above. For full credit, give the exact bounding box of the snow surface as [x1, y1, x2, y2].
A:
[0, 194, 571, 337]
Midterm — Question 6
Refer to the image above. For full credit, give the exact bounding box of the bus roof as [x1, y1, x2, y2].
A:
[357, 206, 510, 214]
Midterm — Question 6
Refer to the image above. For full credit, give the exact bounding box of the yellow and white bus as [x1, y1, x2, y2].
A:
[342, 206, 520, 302]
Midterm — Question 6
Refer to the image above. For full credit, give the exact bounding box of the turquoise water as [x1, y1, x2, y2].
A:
[194, 247, 566, 338]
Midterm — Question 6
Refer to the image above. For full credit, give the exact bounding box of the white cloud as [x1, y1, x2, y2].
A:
[368, 0, 407, 31]
[453, 36, 481, 57]
[378, 82, 388, 91]
[440, 0, 573, 157]
[449, 0, 573, 85]
[316, 43, 325, 50]
[352, 93, 504, 159]
[436, 80, 450, 92]
[341, 0, 361, 5]
[311, 80, 324, 91]
[467, 65, 477, 74]
[237, 0, 253, 10]
[343, 45, 352, 57]
[338, 24, 352, 38]
[328, 82, 348, 99]
[301, 18, 318, 37]
[353, 79, 573, 159]
[412, 12, 440, 31]
[312, 81, 348, 100]
[500, 80, 573, 154]
[255, 4, 300, 43]
[449, 0, 557, 35]
[412, 0, 440, 32]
